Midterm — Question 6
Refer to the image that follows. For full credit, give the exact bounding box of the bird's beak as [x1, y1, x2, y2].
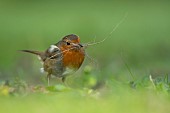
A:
[78, 44, 83, 47]
[72, 43, 83, 48]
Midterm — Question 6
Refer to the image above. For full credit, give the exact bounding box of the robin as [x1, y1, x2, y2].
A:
[21, 34, 85, 85]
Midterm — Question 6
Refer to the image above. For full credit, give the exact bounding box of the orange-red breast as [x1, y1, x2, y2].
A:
[21, 34, 85, 85]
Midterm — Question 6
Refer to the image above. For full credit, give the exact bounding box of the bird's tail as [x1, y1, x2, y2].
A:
[20, 50, 46, 61]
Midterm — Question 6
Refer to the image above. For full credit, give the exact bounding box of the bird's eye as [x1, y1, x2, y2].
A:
[66, 42, 70, 45]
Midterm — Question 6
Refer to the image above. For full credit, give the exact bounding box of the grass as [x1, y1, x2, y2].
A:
[0, 92, 169, 113]
[0, 0, 170, 113]
[1, 68, 170, 113]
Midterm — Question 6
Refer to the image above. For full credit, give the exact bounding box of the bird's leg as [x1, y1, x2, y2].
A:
[62, 77, 66, 83]
[47, 73, 51, 86]
[62, 77, 69, 87]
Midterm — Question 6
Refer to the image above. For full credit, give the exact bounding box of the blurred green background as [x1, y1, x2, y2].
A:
[0, 0, 170, 113]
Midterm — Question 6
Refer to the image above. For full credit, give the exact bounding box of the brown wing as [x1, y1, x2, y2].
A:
[43, 45, 64, 76]
[44, 45, 63, 59]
